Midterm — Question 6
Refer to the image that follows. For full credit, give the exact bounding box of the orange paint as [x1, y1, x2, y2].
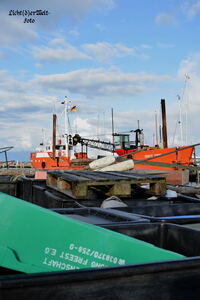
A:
[115, 146, 194, 170]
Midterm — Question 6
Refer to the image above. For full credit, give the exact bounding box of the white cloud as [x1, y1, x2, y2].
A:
[140, 44, 152, 49]
[0, 0, 116, 47]
[177, 54, 200, 80]
[0, 70, 58, 150]
[0, 13, 38, 46]
[73, 109, 163, 151]
[155, 2, 200, 24]
[157, 43, 175, 48]
[69, 29, 80, 37]
[115, 43, 134, 55]
[155, 12, 177, 25]
[175, 53, 200, 145]
[1, 0, 115, 22]
[82, 42, 149, 63]
[31, 39, 151, 64]
[49, 38, 67, 47]
[4, 61, 200, 153]
[95, 23, 107, 31]
[82, 42, 130, 62]
[0, 51, 6, 59]
[32, 68, 170, 98]
[187, 1, 200, 18]
[0, 66, 171, 151]
[35, 63, 43, 68]
[32, 44, 91, 62]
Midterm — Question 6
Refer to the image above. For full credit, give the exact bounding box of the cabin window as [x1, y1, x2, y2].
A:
[55, 145, 66, 150]
[114, 134, 130, 149]
[114, 135, 121, 149]
[123, 135, 130, 149]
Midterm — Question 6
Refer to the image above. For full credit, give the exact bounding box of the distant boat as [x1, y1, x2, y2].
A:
[30, 100, 92, 170]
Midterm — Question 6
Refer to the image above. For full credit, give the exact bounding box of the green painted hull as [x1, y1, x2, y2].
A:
[0, 193, 184, 273]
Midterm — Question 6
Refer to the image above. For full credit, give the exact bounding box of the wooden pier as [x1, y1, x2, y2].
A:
[0, 161, 32, 168]
[47, 170, 166, 199]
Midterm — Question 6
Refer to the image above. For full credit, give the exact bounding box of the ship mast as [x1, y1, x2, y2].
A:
[62, 96, 70, 158]
[177, 94, 183, 146]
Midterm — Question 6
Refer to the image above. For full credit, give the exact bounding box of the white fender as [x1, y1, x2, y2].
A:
[99, 159, 134, 171]
[101, 196, 128, 208]
[89, 156, 116, 170]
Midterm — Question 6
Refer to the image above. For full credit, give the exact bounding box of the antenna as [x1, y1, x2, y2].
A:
[61, 96, 70, 158]
[180, 74, 190, 145]
[111, 108, 114, 155]
[177, 94, 183, 146]
[185, 74, 190, 145]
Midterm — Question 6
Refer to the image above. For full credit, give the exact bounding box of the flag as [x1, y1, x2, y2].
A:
[70, 105, 77, 112]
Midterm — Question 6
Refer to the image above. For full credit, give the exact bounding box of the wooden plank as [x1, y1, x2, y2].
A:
[104, 171, 165, 181]
[48, 170, 122, 182]
[60, 173, 90, 183]
[48, 171, 90, 183]
[47, 171, 63, 178]
[73, 170, 165, 184]
[48, 170, 165, 182]
[69, 170, 127, 182]
[94, 171, 132, 181]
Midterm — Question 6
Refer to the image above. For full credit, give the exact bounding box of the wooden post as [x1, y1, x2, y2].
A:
[150, 181, 166, 195]
[52, 114, 57, 159]
[161, 99, 168, 148]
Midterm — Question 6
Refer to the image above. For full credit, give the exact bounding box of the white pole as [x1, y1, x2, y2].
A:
[42, 128, 46, 145]
[64, 96, 69, 158]
[177, 95, 183, 146]
[185, 74, 190, 145]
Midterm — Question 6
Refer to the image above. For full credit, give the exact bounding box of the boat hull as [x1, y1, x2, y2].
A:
[30, 152, 91, 170]
[115, 146, 194, 171]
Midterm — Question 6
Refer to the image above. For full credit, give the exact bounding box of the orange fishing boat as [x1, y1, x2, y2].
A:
[113, 99, 194, 171]
[30, 100, 92, 170]
[30, 99, 194, 172]
[114, 141, 194, 171]
[30, 141, 90, 170]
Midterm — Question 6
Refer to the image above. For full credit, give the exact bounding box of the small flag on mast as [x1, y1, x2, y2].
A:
[70, 105, 77, 112]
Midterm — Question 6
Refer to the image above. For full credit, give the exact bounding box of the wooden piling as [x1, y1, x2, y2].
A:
[161, 99, 168, 148]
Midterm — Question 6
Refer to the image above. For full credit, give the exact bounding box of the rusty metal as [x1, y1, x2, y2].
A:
[161, 99, 168, 148]
[52, 114, 57, 160]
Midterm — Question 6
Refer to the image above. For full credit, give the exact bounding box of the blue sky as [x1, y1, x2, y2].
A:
[1, 0, 200, 161]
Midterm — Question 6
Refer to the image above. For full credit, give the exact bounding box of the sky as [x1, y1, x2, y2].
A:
[1, 0, 200, 161]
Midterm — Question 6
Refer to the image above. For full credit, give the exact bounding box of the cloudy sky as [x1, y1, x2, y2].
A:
[1, 0, 200, 161]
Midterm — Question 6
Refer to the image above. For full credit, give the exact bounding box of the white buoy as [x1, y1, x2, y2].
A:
[99, 159, 134, 172]
[101, 196, 128, 208]
[89, 156, 116, 170]
[165, 189, 177, 198]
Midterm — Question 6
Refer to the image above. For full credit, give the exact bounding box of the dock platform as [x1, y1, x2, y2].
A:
[47, 170, 166, 199]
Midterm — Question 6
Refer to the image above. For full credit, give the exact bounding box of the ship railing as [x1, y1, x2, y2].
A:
[0, 147, 14, 169]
